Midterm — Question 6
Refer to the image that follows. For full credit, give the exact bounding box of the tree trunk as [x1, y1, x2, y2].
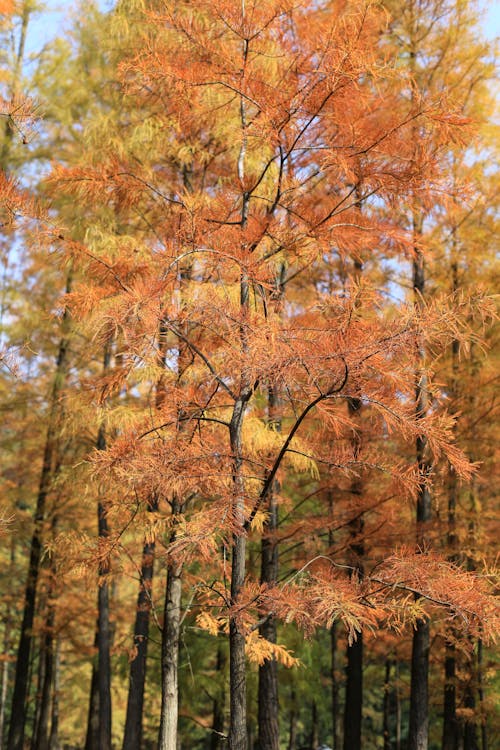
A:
[343, 254, 365, 750]
[228, 395, 250, 750]
[408, 236, 432, 750]
[96, 341, 113, 750]
[287, 690, 297, 750]
[32, 606, 54, 750]
[31, 632, 46, 750]
[122, 499, 158, 750]
[343, 401, 364, 750]
[463, 682, 478, 750]
[310, 700, 319, 750]
[158, 499, 183, 750]
[343, 632, 363, 750]
[383, 659, 391, 750]
[396, 660, 401, 750]
[84, 634, 99, 750]
[258, 384, 281, 750]
[331, 622, 339, 750]
[443, 642, 458, 750]
[7, 286, 70, 750]
[48, 639, 61, 750]
[210, 643, 227, 750]
[477, 639, 487, 750]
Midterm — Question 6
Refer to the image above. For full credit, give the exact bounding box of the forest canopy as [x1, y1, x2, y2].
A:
[0, 1, 498, 750]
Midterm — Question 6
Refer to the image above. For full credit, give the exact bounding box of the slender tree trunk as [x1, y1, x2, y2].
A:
[48, 639, 60, 750]
[310, 700, 319, 750]
[158, 499, 183, 750]
[84, 632, 99, 750]
[96, 342, 113, 750]
[443, 641, 458, 750]
[477, 639, 487, 750]
[0, 649, 9, 750]
[343, 253, 365, 750]
[343, 409, 364, 750]
[210, 644, 227, 750]
[331, 622, 339, 750]
[122, 500, 158, 750]
[383, 659, 392, 750]
[463, 681, 478, 750]
[33, 510, 61, 750]
[31, 632, 46, 750]
[343, 630, 363, 750]
[32, 606, 54, 750]
[395, 660, 401, 750]
[258, 385, 281, 750]
[287, 690, 297, 750]
[228, 40, 251, 745]
[408, 230, 432, 750]
[7, 282, 70, 750]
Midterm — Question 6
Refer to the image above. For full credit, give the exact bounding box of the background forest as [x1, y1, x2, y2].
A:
[0, 1, 498, 749]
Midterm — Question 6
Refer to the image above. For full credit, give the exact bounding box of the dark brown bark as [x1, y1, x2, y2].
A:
[84, 634, 99, 750]
[343, 394, 364, 750]
[47, 639, 60, 750]
[287, 690, 297, 750]
[310, 701, 319, 750]
[463, 682, 479, 750]
[383, 659, 391, 750]
[32, 604, 55, 750]
[7, 283, 70, 750]
[258, 385, 280, 750]
[343, 632, 363, 750]
[408, 239, 432, 750]
[158, 499, 183, 750]
[477, 639, 487, 750]
[330, 622, 339, 750]
[210, 644, 227, 750]
[228, 394, 250, 750]
[395, 660, 401, 750]
[442, 642, 458, 750]
[122, 498, 158, 750]
[96, 342, 113, 750]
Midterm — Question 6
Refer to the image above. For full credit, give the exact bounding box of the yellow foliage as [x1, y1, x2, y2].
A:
[245, 631, 299, 669]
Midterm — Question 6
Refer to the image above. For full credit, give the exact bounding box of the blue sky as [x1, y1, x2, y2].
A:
[24, 0, 500, 58]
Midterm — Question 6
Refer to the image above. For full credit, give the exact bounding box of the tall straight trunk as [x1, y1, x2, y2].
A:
[122, 498, 158, 750]
[84, 633, 99, 750]
[96, 343, 113, 750]
[477, 639, 487, 750]
[7, 277, 71, 750]
[258, 385, 281, 750]
[408, 225, 432, 750]
[383, 659, 391, 750]
[442, 258, 460, 750]
[158, 499, 183, 750]
[31, 632, 46, 750]
[33, 511, 60, 750]
[228, 37, 251, 747]
[395, 660, 401, 750]
[210, 643, 227, 750]
[48, 638, 61, 750]
[32, 604, 54, 750]
[124, 320, 169, 749]
[343, 631, 363, 750]
[463, 681, 478, 750]
[287, 689, 297, 750]
[330, 622, 339, 750]
[343, 253, 365, 750]
[309, 701, 319, 750]
[343, 407, 364, 750]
